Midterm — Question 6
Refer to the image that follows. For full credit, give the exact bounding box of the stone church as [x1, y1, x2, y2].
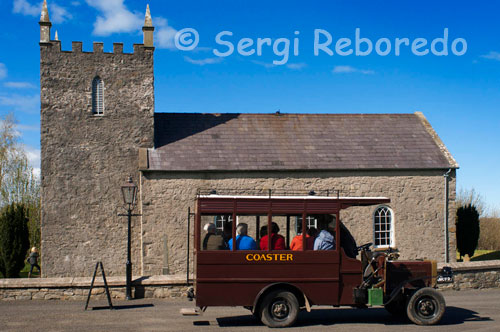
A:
[39, 3, 458, 278]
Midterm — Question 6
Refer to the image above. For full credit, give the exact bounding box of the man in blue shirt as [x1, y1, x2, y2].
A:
[314, 221, 336, 250]
[228, 223, 257, 250]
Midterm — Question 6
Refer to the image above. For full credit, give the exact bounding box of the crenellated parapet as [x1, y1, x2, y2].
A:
[40, 40, 153, 55]
[39, 1, 154, 53]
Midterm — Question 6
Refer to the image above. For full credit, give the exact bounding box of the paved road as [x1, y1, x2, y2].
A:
[1, 289, 498, 332]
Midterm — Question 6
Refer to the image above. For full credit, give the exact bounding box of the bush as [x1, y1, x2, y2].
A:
[478, 218, 500, 250]
[456, 204, 480, 258]
[0, 203, 30, 277]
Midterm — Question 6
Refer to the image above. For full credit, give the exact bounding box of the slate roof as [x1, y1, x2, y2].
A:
[148, 112, 457, 171]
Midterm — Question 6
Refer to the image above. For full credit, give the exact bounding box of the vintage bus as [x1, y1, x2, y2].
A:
[190, 190, 452, 328]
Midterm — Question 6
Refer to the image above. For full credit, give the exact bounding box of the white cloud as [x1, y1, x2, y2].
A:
[13, 0, 72, 24]
[32, 167, 41, 178]
[12, 0, 39, 16]
[0, 63, 6, 79]
[85, 1, 178, 47]
[184, 56, 222, 66]
[25, 147, 41, 167]
[0, 94, 39, 113]
[332, 65, 375, 75]
[51, 3, 72, 23]
[86, 0, 142, 36]
[3, 82, 36, 89]
[252, 60, 276, 69]
[16, 124, 40, 132]
[286, 63, 307, 70]
[155, 17, 178, 49]
[23, 145, 41, 178]
[480, 51, 500, 61]
[252, 61, 307, 70]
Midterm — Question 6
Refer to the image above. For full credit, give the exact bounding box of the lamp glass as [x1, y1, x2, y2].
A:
[121, 180, 137, 206]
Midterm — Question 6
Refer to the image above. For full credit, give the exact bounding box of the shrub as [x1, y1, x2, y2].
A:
[0, 203, 30, 277]
[456, 204, 480, 258]
[478, 218, 500, 250]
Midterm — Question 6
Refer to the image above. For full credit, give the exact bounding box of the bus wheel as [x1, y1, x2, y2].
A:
[260, 290, 299, 328]
[406, 288, 445, 325]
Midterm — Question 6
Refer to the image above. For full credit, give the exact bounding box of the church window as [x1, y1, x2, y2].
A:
[92, 76, 104, 115]
[373, 206, 394, 248]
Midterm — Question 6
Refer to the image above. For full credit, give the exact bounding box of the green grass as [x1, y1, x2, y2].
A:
[456, 249, 500, 262]
[0, 262, 40, 278]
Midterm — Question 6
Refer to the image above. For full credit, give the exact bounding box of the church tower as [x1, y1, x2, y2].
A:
[40, 2, 155, 277]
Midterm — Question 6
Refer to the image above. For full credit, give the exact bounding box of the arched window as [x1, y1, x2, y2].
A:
[373, 206, 394, 248]
[92, 76, 104, 115]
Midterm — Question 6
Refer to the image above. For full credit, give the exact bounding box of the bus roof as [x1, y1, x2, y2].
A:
[198, 195, 389, 200]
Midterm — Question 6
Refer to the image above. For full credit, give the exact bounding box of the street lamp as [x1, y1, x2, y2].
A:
[121, 176, 137, 300]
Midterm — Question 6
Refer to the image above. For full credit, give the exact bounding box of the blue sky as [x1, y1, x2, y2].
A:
[0, 0, 499, 213]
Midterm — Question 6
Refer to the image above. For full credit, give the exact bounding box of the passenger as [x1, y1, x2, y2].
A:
[314, 221, 336, 250]
[228, 223, 257, 250]
[260, 222, 286, 250]
[202, 223, 226, 250]
[308, 227, 318, 239]
[222, 221, 232, 247]
[290, 227, 315, 251]
[259, 225, 268, 238]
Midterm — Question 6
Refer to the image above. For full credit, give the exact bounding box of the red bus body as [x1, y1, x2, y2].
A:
[194, 195, 390, 308]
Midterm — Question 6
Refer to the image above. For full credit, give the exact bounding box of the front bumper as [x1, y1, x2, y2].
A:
[437, 266, 454, 283]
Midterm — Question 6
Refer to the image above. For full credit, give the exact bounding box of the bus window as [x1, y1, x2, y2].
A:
[200, 215, 230, 250]
[309, 214, 337, 251]
[259, 215, 301, 250]
[231, 215, 264, 250]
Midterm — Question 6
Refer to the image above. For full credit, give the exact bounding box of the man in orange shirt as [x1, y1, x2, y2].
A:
[290, 227, 317, 250]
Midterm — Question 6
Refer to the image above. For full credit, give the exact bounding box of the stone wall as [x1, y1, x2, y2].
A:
[2, 262, 500, 301]
[140, 169, 456, 276]
[0, 275, 188, 301]
[438, 261, 500, 290]
[40, 41, 154, 277]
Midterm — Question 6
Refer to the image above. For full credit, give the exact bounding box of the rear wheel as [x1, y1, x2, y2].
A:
[260, 290, 299, 328]
[406, 288, 445, 325]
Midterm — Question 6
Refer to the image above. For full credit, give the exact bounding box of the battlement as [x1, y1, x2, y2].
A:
[39, 1, 154, 52]
[41, 40, 154, 55]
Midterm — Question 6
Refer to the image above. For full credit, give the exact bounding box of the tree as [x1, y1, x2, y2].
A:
[0, 203, 30, 277]
[456, 204, 480, 259]
[456, 188, 486, 217]
[0, 114, 40, 275]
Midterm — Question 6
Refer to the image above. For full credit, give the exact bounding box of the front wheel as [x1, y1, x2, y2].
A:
[406, 288, 445, 325]
[260, 290, 299, 328]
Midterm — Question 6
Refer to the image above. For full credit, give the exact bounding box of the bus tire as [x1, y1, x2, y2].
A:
[260, 290, 299, 328]
[406, 287, 445, 325]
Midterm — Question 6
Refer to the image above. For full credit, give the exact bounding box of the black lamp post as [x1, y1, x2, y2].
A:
[121, 176, 137, 300]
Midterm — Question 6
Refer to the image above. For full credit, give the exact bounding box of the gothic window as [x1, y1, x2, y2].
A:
[92, 76, 104, 115]
[373, 206, 394, 248]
